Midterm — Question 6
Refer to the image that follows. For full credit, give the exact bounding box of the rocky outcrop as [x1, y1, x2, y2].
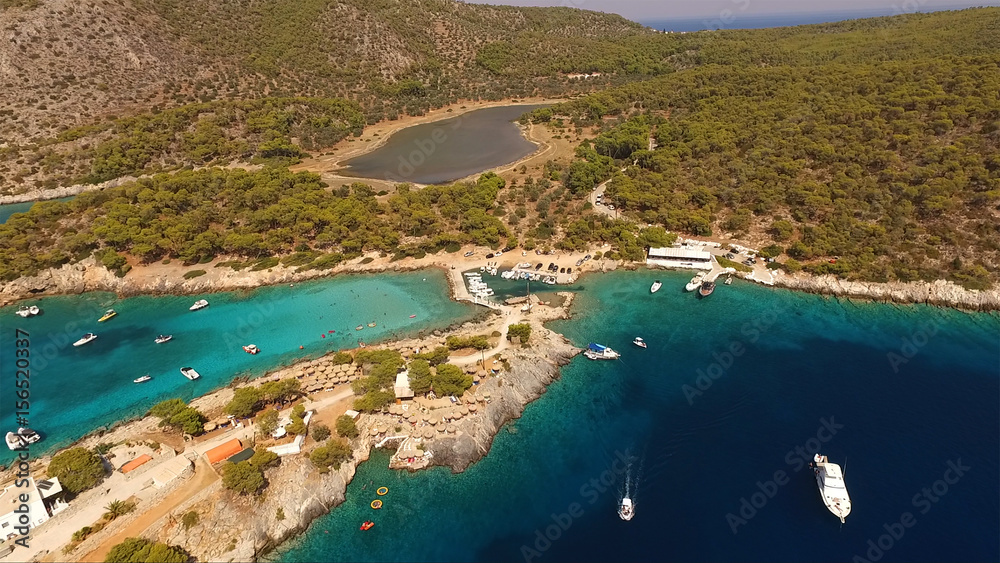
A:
[774, 273, 1000, 312]
[0, 175, 139, 204]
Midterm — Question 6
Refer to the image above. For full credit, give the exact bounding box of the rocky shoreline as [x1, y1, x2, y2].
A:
[771, 272, 1000, 312]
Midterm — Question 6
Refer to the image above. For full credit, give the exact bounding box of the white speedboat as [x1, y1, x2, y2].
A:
[243, 344, 260, 355]
[134, 375, 152, 383]
[685, 273, 705, 292]
[619, 497, 634, 521]
[584, 343, 620, 360]
[29, 306, 39, 315]
[633, 337, 647, 348]
[154, 334, 173, 344]
[15, 306, 30, 318]
[17, 428, 40, 445]
[73, 333, 98, 346]
[650, 280, 662, 293]
[5, 432, 25, 451]
[814, 454, 851, 523]
[189, 299, 209, 311]
[180, 367, 201, 380]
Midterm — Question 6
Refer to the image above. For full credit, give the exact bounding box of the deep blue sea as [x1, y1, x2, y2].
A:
[0, 270, 476, 464]
[638, 7, 995, 32]
[274, 269, 999, 563]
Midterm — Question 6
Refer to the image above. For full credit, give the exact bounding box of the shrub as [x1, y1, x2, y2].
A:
[221, 461, 264, 495]
[248, 449, 279, 469]
[335, 415, 358, 438]
[331, 351, 354, 365]
[506, 323, 532, 343]
[433, 363, 473, 396]
[182, 511, 199, 530]
[256, 409, 279, 437]
[182, 269, 206, 279]
[276, 507, 285, 521]
[311, 424, 332, 441]
[48, 448, 105, 495]
[104, 538, 188, 563]
[225, 387, 263, 418]
[310, 439, 352, 473]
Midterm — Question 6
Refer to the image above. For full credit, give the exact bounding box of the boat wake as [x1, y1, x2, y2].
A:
[618, 446, 646, 520]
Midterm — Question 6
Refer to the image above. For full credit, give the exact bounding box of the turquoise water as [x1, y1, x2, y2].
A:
[0, 270, 476, 463]
[275, 270, 999, 562]
[341, 105, 548, 185]
[0, 197, 74, 224]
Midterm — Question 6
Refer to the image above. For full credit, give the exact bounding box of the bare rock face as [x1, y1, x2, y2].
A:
[775, 274, 1000, 312]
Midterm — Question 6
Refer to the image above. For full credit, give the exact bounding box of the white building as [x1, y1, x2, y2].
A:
[0, 477, 68, 540]
[394, 370, 414, 399]
[647, 247, 714, 271]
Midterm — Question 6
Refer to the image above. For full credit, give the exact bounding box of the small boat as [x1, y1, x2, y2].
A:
[356, 325, 364, 331]
[813, 453, 851, 523]
[619, 497, 634, 521]
[685, 273, 705, 292]
[724, 275, 733, 285]
[699, 281, 716, 297]
[409, 315, 417, 318]
[243, 344, 260, 355]
[5, 432, 25, 451]
[73, 333, 98, 347]
[154, 335, 173, 344]
[28, 306, 40, 316]
[360, 521, 375, 531]
[15, 306, 30, 318]
[632, 337, 647, 348]
[18, 428, 41, 445]
[180, 367, 201, 380]
[134, 375, 152, 384]
[584, 343, 620, 361]
[368, 322, 376, 328]
[650, 280, 662, 293]
[189, 299, 209, 311]
[98, 309, 117, 322]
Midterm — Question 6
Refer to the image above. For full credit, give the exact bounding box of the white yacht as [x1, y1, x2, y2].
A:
[632, 337, 647, 348]
[28, 306, 40, 315]
[814, 453, 851, 523]
[154, 334, 173, 344]
[180, 367, 201, 380]
[685, 272, 705, 292]
[189, 299, 209, 311]
[15, 306, 30, 318]
[584, 343, 620, 360]
[650, 280, 662, 293]
[73, 333, 98, 346]
[4, 432, 25, 451]
[5, 428, 41, 451]
[619, 497, 634, 521]
[134, 375, 152, 383]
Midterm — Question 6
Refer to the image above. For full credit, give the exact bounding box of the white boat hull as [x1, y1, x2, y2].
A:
[814, 455, 851, 523]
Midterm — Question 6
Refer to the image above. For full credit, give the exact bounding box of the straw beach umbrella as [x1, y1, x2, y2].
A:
[468, 403, 478, 412]
[446, 424, 457, 434]
[369, 426, 379, 436]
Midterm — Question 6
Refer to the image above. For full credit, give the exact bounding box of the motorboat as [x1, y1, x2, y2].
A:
[134, 375, 152, 383]
[699, 281, 716, 297]
[724, 275, 733, 285]
[6, 428, 41, 450]
[189, 299, 209, 311]
[619, 497, 634, 521]
[155, 334, 173, 344]
[650, 280, 662, 293]
[584, 343, 620, 360]
[180, 367, 201, 380]
[243, 344, 260, 355]
[685, 273, 705, 292]
[73, 333, 98, 347]
[814, 454, 851, 523]
[5, 432, 25, 451]
[15, 306, 30, 318]
[632, 337, 647, 348]
[368, 322, 377, 328]
[98, 309, 117, 322]
[28, 305, 39, 316]
[356, 325, 364, 331]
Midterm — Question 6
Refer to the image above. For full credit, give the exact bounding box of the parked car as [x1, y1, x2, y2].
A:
[725, 253, 735, 260]
[607, 204, 615, 210]
[560, 267, 566, 273]
[495, 250, 503, 256]
[486, 253, 495, 259]
[584, 254, 592, 261]
[567, 267, 573, 274]
[576, 259, 584, 266]
[535, 249, 542, 255]
[464, 250, 474, 257]
[535, 263, 543, 270]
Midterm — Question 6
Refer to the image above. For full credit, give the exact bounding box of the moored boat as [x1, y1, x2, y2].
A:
[699, 280, 716, 297]
[5, 432, 25, 451]
[584, 342, 620, 360]
[356, 325, 364, 331]
[813, 453, 851, 523]
[134, 375, 152, 383]
[15, 306, 30, 318]
[650, 280, 662, 293]
[155, 334, 173, 344]
[98, 309, 117, 322]
[619, 497, 634, 521]
[28, 306, 40, 316]
[180, 367, 201, 380]
[73, 333, 98, 347]
[243, 344, 260, 355]
[685, 273, 705, 292]
[633, 337, 647, 348]
[368, 322, 377, 328]
[189, 299, 209, 311]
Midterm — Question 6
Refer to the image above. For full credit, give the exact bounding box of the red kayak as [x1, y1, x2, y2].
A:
[409, 315, 417, 318]
[360, 521, 374, 531]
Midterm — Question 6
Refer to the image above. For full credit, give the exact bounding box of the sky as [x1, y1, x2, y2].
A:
[462, 0, 1000, 22]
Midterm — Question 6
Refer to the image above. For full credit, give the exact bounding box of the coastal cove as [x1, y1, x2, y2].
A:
[274, 269, 999, 563]
[0, 270, 477, 465]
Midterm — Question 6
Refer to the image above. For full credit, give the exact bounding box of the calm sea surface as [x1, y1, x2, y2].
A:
[0, 197, 74, 224]
[0, 270, 476, 464]
[275, 269, 999, 563]
[340, 105, 548, 185]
